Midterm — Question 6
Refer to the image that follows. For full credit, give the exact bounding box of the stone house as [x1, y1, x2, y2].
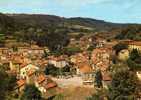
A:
[76, 63, 95, 85]
[16, 79, 26, 92]
[91, 48, 111, 71]
[122, 40, 141, 51]
[48, 56, 68, 68]
[19, 64, 39, 79]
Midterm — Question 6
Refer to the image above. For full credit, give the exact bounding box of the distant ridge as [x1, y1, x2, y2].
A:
[0, 12, 140, 35]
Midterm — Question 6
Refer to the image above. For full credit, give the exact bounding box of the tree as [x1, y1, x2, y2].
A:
[44, 64, 71, 76]
[115, 25, 141, 40]
[0, 66, 16, 100]
[43, 49, 49, 58]
[62, 47, 82, 56]
[87, 45, 95, 51]
[21, 84, 42, 100]
[53, 94, 64, 100]
[87, 90, 107, 100]
[129, 49, 140, 61]
[108, 68, 137, 100]
[61, 65, 70, 73]
[12, 45, 18, 52]
[95, 70, 103, 88]
[87, 94, 100, 100]
[113, 43, 128, 55]
[44, 64, 59, 76]
[36, 31, 70, 52]
[127, 49, 141, 70]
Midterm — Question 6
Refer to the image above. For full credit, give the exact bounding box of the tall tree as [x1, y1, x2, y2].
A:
[108, 68, 137, 100]
[53, 94, 64, 100]
[0, 66, 16, 100]
[21, 84, 42, 100]
[130, 49, 140, 61]
[95, 70, 103, 88]
[127, 49, 141, 70]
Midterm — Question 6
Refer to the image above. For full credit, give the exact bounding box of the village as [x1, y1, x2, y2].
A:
[0, 0, 141, 99]
[0, 34, 141, 100]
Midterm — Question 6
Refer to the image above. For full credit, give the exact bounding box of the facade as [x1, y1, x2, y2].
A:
[91, 48, 111, 71]
[16, 79, 26, 92]
[76, 63, 94, 85]
[48, 56, 68, 68]
[121, 40, 141, 51]
[20, 64, 39, 79]
[91, 48, 112, 88]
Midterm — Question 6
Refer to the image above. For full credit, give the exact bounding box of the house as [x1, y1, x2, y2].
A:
[35, 75, 57, 92]
[17, 46, 45, 57]
[70, 52, 89, 65]
[91, 48, 112, 87]
[33, 59, 48, 70]
[29, 45, 44, 55]
[91, 48, 111, 71]
[34, 74, 61, 99]
[20, 64, 39, 79]
[76, 63, 94, 85]
[9, 56, 23, 71]
[0, 48, 9, 55]
[95, 38, 106, 48]
[121, 40, 141, 51]
[16, 79, 26, 92]
[95, 61, 109, 72]
[17, 47, 29, 56]
[16, 74, 60, 99]
[8, 54, 31, 72]
[48, 56, 68, 68]
[70, 52, 94, 85]
[35, 74, 47, 92]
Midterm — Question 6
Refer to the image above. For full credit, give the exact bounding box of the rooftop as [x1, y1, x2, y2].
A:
[17, 79, 25, 88]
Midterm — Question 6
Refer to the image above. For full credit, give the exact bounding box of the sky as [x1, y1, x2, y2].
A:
[0, 0, 141, 23]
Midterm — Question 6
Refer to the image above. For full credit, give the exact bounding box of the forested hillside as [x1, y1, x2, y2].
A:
[0, 13, 141, 51]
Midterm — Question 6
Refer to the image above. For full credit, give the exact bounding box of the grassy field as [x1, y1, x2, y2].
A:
[61, 86, 95, 100]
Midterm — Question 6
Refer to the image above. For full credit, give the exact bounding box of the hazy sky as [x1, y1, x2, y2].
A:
[0, 0, 141, 23]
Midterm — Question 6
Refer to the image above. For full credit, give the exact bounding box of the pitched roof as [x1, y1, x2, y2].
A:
[48, 55, 67, 61]
[96, 61, 109, 71]
[70, 52, 89, 64]
[17, 79, 25, 88]
[27, 68, 36, 76]
[20, 63, 29, 68]
[37, 74, 46, 84]
[45, 82, 57, 89]
[78, 63, 93, 73]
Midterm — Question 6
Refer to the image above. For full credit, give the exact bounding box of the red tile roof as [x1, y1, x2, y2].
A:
[78, 63, 93, 73]
[20, 63, 29, 68]
[37, 74, 46, 84]
[27, 68, 36, 76]
[17, 79, 25, 88]
[45, 82, 57, 89]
